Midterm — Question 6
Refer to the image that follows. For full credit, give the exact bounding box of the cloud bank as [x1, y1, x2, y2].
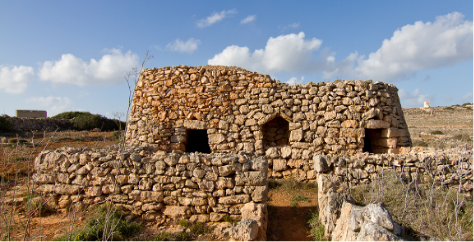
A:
[197, 9, 237, 28]
[326, 12, 473, 81]
[0, 65, 34, 94]
[208, 32, 326, 73]
[166, 38, 201, 54]
[39, 49, 138, 86]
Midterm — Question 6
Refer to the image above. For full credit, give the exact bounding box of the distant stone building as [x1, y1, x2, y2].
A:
[126, 65, 412, 178]
[16, 110, 47, 118]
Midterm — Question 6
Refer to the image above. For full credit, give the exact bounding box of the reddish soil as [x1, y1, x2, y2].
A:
[266, 184, 319, 241]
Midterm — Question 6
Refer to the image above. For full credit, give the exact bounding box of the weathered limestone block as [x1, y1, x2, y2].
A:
[235, 171, 266, 186]
[289, 129, 303, 142]
[273, 159, 287, 172]
[314, 155, 330, 173]
[251, 186, 268, 202]
[365, 120, 390, 129]
[218, 194, 251, 205]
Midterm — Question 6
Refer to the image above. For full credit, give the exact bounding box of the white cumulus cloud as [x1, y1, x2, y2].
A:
[39, 48, 138, 86]
[287, 76, 305, 85]
[326, 12, 473, 82]
[399, 88, 434, 108]
[208, 32, 328, 73]
[0, 65, 34, 94]
[241, 15, 256, 24]
[25, 96, 72, 116]
[166, 38, 201, 54]
[197, 9, 237, 28]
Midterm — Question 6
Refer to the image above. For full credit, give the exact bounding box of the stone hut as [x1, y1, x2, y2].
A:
[126, 65, 411, 180]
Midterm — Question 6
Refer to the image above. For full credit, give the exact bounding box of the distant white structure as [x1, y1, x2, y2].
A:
[16, 110, 47, 118]
[423, 101, 430, 108]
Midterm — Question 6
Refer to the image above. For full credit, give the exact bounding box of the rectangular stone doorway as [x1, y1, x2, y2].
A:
[185, 129, 211, 153]
[363, 129, 383, 153]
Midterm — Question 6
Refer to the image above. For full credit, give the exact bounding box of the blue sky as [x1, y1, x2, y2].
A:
[0, 1, 472, 119]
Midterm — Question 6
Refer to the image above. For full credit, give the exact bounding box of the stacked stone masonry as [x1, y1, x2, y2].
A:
[9, 117, 72, 132]
[126, 65, 412, 181]
[33, 145, 268, 223]
[313, 149, 473, 191]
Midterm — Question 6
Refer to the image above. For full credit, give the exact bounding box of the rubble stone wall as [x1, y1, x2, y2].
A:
[9, 117, 72, 132]
[33, 145, 268, 223]
[126, 65, 412, 181]
[314, 148, 473, 190]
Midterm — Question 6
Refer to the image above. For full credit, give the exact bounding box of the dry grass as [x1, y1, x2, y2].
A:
[351, 170, 473, 240]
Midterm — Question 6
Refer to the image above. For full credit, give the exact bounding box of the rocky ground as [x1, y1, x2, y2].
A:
[403, 104, 473, 151]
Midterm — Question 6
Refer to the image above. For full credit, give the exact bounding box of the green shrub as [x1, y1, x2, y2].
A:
[453, 134, 472, 142]
[431, 130, 443, 135]
[413, 140, 429, 147]
[52, 112, 125, 131]
[55, 203, 141, 241]
[307, 210, 326, 241]
[0, 115, 13, 133]
[444, 107, 454, 110]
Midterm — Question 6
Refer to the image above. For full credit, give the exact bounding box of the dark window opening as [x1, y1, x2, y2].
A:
[263, 116, 290, 148]
[186, 129, 211, 153]
[363, 129, 383, 154]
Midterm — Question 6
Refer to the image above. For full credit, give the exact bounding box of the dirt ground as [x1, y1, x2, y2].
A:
[266, 182, 319, 241]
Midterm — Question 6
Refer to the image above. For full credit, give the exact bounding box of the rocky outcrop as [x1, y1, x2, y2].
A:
[331, 202, 404, 241]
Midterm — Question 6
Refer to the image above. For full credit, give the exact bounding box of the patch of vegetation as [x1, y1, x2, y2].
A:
[453, 134, 472, 142]
[269, 178, 317, 191]
[54, 203, 141, 241]
[350, 170, 473, 241]
[307, 210, 326, 241]
[223, 214, 239, 225]
[462, 102, 472, 106]
[52, 111, 125, 131]
[151, 232, 173, 241]
[290, 194, 310, 203]
[430, 130, 443, 135]
[444, 107, 454, 110]
[412, 140, 429, 147]
[174, 219, 213, 239]
[0, 114, 14, 133]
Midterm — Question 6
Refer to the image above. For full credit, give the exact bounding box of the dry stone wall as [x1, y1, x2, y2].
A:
[126, 65, 412, 181]
[9, 117, 72, 132]
[314, 148, 473, 190]
[33, 145, 268, 223]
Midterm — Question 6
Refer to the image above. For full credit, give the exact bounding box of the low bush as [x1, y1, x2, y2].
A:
[307, 210, 326, 241]
[431, 130, 443, 135]
[0, 115, 13, 133]
[55, 203, 141, 241]
[412, 140, 429, 147]
[52, 112, 125, 131]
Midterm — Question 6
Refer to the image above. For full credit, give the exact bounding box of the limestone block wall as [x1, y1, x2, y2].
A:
[33, 145, 268, 222]
[126, 65, 412, 181]
[314, 148, 473, 191]
[9, 117, 73, 132]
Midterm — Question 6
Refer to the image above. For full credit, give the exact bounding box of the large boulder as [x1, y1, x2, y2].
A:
[331, 201, 403, 241]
